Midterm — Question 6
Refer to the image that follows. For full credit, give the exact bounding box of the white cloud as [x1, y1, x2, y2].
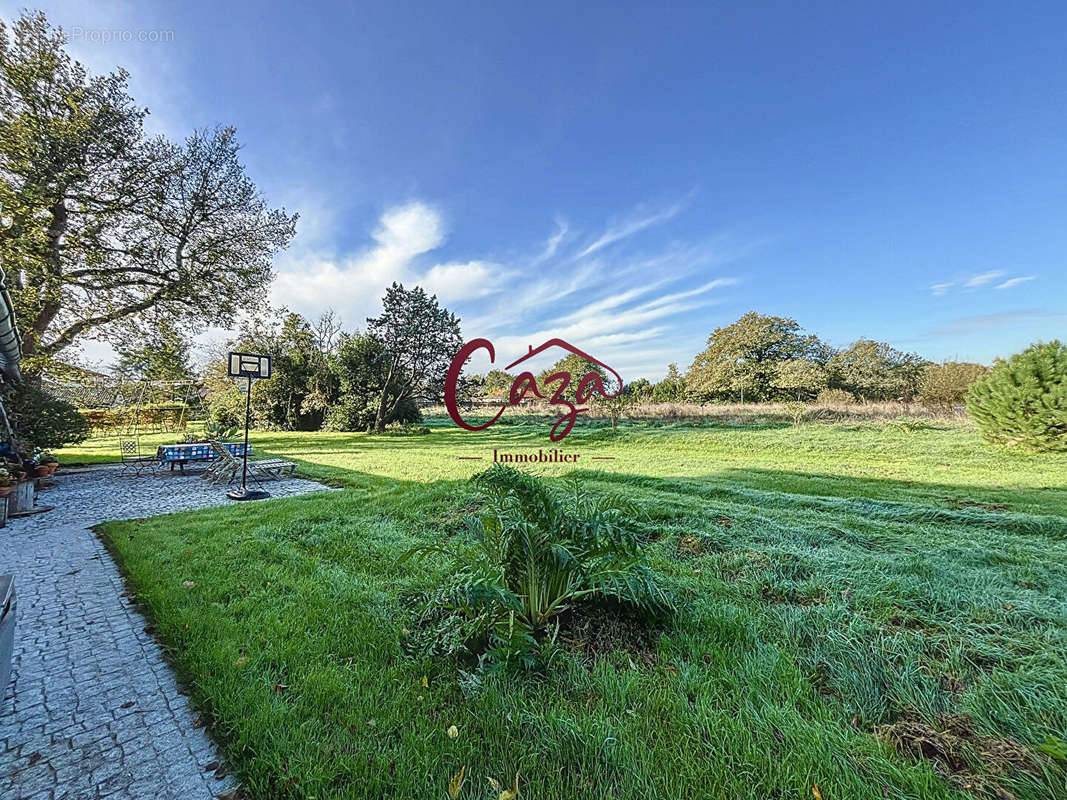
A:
[536, 218, 569, 263]
[266, 194, 742, 380]
[637, 278, 738, 311]
[373, 202, 446, 256]
[994, 275, 1035, 290]
[573, 201, 685, 259]
[481, 272, 737, 380]
[421, 261, 503, 302]
[930, 282, 954, 296]
[272, 201, 479, 326]
[929, 272, 1037, 297]
[964, 270, 1007, 288]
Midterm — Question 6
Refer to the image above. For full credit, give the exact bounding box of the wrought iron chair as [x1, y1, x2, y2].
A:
[119, 439, 159, 476]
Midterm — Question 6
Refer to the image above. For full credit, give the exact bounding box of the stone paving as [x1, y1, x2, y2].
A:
[0, 465, 332, 799]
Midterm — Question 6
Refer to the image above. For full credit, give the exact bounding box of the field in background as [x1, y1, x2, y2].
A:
[60, 401, 962, 467]
[85, 413, 1067, 799]
[430, 399, 964, 424]
[60, 412, 1064, 515]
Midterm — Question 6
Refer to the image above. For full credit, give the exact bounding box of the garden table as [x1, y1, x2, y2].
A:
[156, 442, 250, 472]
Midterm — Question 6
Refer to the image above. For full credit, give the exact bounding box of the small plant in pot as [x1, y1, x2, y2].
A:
[31, 449, 50, 477]
[0, 468, 13, 497]
[38, 451, 59, 475]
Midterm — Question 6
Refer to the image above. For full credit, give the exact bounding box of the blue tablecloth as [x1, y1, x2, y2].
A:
[156, 442, 250, 462]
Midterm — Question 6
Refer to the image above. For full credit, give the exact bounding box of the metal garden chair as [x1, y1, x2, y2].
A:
[119, 439, 159, 476]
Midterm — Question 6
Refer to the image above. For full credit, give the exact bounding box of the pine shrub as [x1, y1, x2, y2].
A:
[966, 341, 1067, 452]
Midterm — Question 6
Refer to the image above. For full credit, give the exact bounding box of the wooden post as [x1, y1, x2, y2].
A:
[8, 481, 34, 514]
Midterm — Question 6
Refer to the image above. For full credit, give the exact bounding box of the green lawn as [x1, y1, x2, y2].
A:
[90, 416, 1067, 799]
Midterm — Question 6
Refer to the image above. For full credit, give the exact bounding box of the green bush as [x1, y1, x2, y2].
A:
[920, 361, 987, 408]
[3, 382, 90, 454]
[815, 388, 854, 405]
[322, 395, 375, 432]
[207, 393, 244, 430]
[399, 466, 673, 672]
[966, 341, 1067, 452]
[323, 394, 420, 432]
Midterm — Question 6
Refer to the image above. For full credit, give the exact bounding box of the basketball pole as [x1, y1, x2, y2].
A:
[240, 374, 251, 491]
[227, 371, 268, 501]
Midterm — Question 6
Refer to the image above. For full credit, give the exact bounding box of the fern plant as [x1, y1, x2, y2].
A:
[399, 465, 673, 670]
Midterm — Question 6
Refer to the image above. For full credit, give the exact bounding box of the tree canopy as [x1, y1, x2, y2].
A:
[0, 11, 296, 374]
[367, 283, 463, 431]
[114, 320, 194, 383]
[536, 353, 612, 403]
[687, 312, 829, 402]
[826, 339, 926, 402]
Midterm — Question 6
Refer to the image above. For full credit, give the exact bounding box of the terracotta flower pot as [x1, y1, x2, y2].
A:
[45, 463, 58, 475]
[0, 486, 11, 497]
[34, 466, 49, 477]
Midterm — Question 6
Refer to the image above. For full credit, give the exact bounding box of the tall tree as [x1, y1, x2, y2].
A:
[537, 353, 612, 403]
[113, 319, 194, 383]
[0, 11, 296, 374]
[367, 283, 462, 432]
[827, 339, 927, 401]
[324, 330, 421, 432]
[771, 359, 828, 400]
[206, 310, 338, 431]
[687, 312, 829, 402]
[652, 362, 685, 403]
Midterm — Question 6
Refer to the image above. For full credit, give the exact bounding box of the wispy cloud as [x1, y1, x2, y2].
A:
[964, 270, 1007, 288]
[995, 275, 1035, 290]
[930, 271, 1037, 296]
[925, 309, 1065, 337]
[573, 201, 686, 260]
[535, 218, 570, 263]
[930, 282, 954, 296]
[266, 193, 744, 380]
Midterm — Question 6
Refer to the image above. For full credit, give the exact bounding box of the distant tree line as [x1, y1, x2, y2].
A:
[111, 303, 995, 440]
[468, 312, 989, 408]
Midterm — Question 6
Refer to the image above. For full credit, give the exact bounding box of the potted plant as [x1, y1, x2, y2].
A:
[0, 468, 13, 497]
[38, 451, 59, 475]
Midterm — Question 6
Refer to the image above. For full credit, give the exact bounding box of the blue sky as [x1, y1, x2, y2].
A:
[9, 0, 1067, 378]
